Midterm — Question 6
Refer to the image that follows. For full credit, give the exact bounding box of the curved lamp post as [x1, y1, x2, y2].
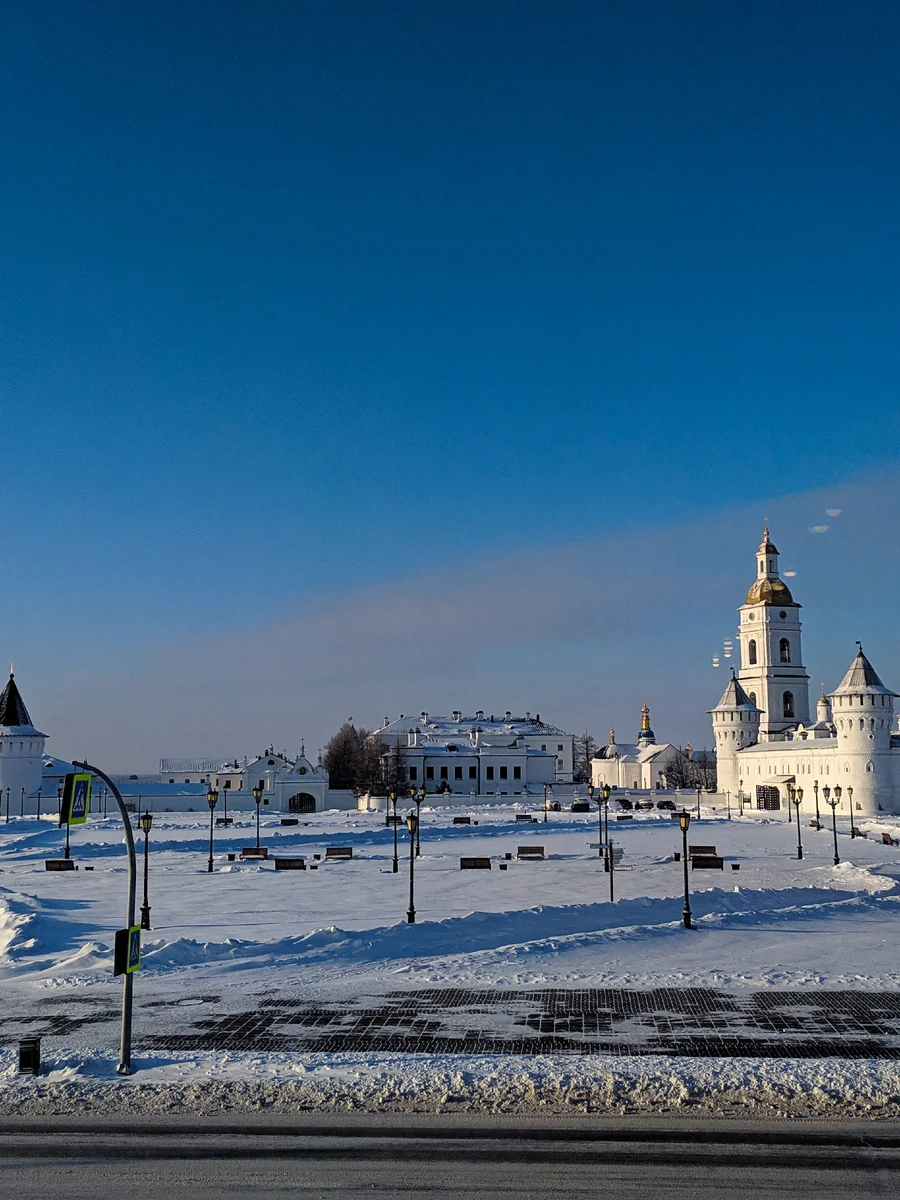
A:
[824, 786, 839, 865]
[405, 811, 418, 924]
[139, 810, 153, 930]
[390, 790, 399, 873]
[793, 786, 803, 860]
[678, 810, 693, 929]
[252, 784, 263, 850]
[206, 787, 218, 873]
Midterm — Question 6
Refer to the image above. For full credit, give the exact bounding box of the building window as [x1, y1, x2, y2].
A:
[455, 766, 462, 780]
[541, 744, 546, 751]
[500, 766, 508, 780]
[469, 766, 477, 779]
[486, 767, 494, 780]
[558, 744, 563, 751]
[748, 639, 757, 665]
[224, 780, 231, 788]
[779, 638, 791, 663]
[409, 766, 417, 780]
[426, 766, 434, 780]
[749, 692, 756, 707]
[783, 691, 794, 719]
[169, 779, 175, 784]
[514, 766, 521, 780]
[440, 766, 448, 779]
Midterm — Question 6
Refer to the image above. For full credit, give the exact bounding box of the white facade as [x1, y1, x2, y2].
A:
[713, 529, 900, 817]
[374, 710, 567, 795]
[0, 673, 46, 813]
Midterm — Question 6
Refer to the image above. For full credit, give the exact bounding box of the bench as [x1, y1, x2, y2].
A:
[274, 857, 306, 870]
[516, 814, 536, 823]
[691, 855, 724, 870]
[882, 832, 900, 847]
[516, 845, 546, 861]
[215, 817, 234, 827]
[45, 859, 77, 871]
[280, 818, 299, 826]
[460, 857, 491, 870]
[615, 814, 633, 821]
[570, 801, 591, 813]
[851, 827, 867, 838]
[241, 846, 269, 860]
[689, 845, 717, 857]
[453, 816, 472, 825]
[385, 814, 403, 825]
[325, 846, 353, 861]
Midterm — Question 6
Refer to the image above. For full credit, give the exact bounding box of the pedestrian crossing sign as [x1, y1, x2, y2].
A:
[61, 773, 92, 826]
[114, 926, 142, 976]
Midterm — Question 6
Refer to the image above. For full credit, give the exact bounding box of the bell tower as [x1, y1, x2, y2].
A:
[736, 527, 810, 740]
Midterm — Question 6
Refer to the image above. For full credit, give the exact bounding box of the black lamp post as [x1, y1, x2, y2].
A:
[104, 786, 109, 817]
[696, 786, 701, 818]
[20, 787, 24, 817]
[405, 811, 418, 923]
[834, 784, 845, 840]
[588, 784, 602, 858]
[848, 786, 854, 834]
[55, 783, 61, 826]
[252, 784, 263, 850]
[390, 790, 399, 873]
[608, 836, 616, 901]
[738, 777, 743, 812]
[793, 787, 803, 860]
[813, 779, 820, 829]
[786, 781, 796, 833]
[543, 782, 549, 822]
[601, 784, 611, 868]
[206, 787, 218, 873]
[5, 787, 10, 822]
[36, 786, 42, 821]
[678, 810, 693, 929]
[824, 786, 839, 865]
[139, 810, 153, 929]
[411, 785, 424, 856]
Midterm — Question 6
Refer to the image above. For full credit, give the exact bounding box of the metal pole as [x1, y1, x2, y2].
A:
[20, 787, 24, 817]
[415, 797, 422, 857]
[407, 822, 416, 924]
[830, 805, 840, 866]
[256, 799, 261, 850]
[609, 838, 615, 902]
[681, 822, 693, 929]
[597, 800, 603, 858]
[814, 781, 820, 827]
[543, 784, 548, 822]
[64, 816, 71, 860]
[73, 760, 137, 1076]
[36, 787, 42, 821]
[208, 806, 215, 873]
[5, 787, 9, 822]
[391, 795, 398, 874]
[795, 801, 803, 859]
[140, 828, 151, 930]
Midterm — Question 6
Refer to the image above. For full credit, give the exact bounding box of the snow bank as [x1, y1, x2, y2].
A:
[1, 1048, 899, 1119]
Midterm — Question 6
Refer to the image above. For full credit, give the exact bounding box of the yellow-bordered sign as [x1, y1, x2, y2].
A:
[114, 925, 141, 976]
[60, 772, 92, 826]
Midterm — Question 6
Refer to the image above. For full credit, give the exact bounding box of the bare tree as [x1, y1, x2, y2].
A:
[573, 731, 598, 781]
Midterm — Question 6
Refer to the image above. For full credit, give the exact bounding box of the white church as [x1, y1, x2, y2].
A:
[712, 528, 899, 816]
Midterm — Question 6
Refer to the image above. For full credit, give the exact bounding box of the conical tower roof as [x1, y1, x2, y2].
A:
[710, 671, 759, 711]
[0, 673, 33, 727]
[831, 645, 897, 697]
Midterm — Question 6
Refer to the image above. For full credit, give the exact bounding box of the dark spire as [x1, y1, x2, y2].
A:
[0, 672, 34, 727]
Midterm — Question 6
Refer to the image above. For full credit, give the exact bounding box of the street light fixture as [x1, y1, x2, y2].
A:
[410, 785, 425, 857]
[848, 786, 854, 834]
[405, 811, 418, 924]
[696, 786, 702, 818]
[601, 784, 611, 868]
[36, 786, 42, 821]
[678, 810, 693, 929]
[252, 784, 263, 850]
[543, 782, 550, 822]
[588, 784, 602, 859]
[206, 787, 219, 873]
[390, 789, 399, 873]
[139, 810, 153, 930]
[824, 786, 840, 866]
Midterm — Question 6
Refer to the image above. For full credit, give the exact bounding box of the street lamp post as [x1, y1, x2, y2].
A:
[413, 786, 425, 856]
[543, 782, 549, 822]
[678, 810, 693, 929]
[206, 787, 218, 873]
[36, 786, 42, 821]
[20, 787, 24, 817]
[608, 837, 615, 902]
[696, 786, 701, 818]
[738, 778, 743, 813]
[786, 782, 795, 832]
[824, 786, 839, 865]
[252, 784, 263, 850]
[405, 811, 418, 923]
[848, 786, 854, 834]
[793, 787, 803, 860]
[813, 779, 820, 829]
[589, 784, 602, 859]
[139, 811, 153, 930]
[602, 784, 611, 866]
[390, 790, 399, 873]
[5, 787, 10, 822]
[834, 784, 845, 841]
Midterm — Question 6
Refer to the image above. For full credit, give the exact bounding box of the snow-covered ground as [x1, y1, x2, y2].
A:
[3, 801, 900, 1115]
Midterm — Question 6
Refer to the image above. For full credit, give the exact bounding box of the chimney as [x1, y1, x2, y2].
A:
[383, 716, 390, 728]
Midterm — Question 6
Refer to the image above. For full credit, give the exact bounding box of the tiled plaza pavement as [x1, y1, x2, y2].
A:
[5, 988, 900, 1057]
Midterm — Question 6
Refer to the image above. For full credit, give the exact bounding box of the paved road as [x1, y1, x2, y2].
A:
[0, 1117, 898, 1197]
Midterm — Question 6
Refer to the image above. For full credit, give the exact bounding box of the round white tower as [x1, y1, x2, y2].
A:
[0, 671, 47, 814]
[828, 644, 897, 816]
[709, 671, 761, 797]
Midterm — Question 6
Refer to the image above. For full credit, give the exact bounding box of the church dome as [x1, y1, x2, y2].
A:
[745, 576, 795, 605]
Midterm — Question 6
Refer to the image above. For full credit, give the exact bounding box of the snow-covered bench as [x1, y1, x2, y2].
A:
[688, 845, 717, 857]
[453, 816, 472, 825]
[274, 857, 306, 871]
[516, 845, 546, 861]
[325, 846, 353, 861]
[460, 857, 491, 870]
[515, 814, 537, 823]
[691, 855, 724, 871]
[882, 832, 899, 847]
[241, 846, 268, 860]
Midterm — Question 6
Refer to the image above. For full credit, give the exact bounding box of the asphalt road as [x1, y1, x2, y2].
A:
[0, 1116, 898, 1198]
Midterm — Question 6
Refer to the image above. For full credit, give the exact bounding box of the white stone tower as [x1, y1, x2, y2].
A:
[828, 644, 897, 816]
[0, 671, 46, 813]
[709, 671, 761, 797]
[737, 527, 810, 739]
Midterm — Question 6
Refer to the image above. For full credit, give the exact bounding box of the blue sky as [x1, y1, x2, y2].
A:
[1, 2, 898, 767]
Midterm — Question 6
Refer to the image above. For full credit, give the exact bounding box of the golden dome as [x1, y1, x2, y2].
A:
[745, 576, 795, 605]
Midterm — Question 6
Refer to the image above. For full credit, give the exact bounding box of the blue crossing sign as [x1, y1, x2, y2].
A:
[114, 925, 142, 976]
[60, 772, 92, 826]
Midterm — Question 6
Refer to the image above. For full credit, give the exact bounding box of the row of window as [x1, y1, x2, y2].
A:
[0, 742, 41, 753]
[414, 765, 523, 782]
[746, 638, 791, 665]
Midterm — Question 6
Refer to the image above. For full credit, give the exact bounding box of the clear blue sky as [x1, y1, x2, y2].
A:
[2, 1, 899, 764]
